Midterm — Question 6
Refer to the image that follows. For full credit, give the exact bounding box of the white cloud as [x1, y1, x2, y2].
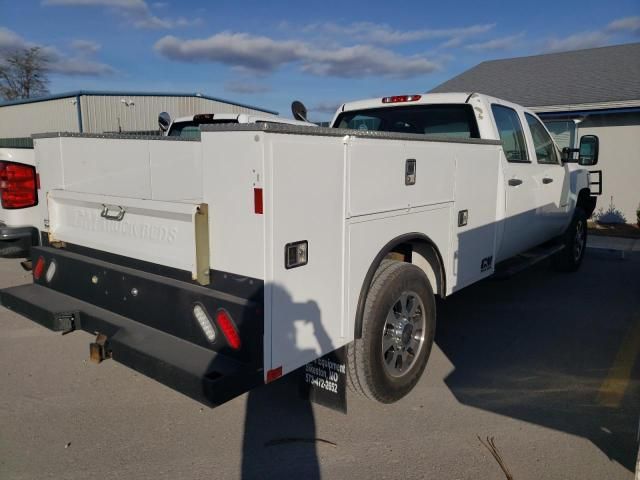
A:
[542, 16, 640, 53]
[155, 32, 440, 78]
[464, 33, 525, 51]
[42, 0, 200, 29]
[155, 33, 307, 71]
[71, 39, 101, 54]
[0, 27, 27, 52]
[310, 101, 342, 114]
[544, 31, 611, 52]
[301, 21, 495, 46]
[224, 82, 271, 94]
[0, 27, 114, 76]
[606, 16, 640, 34]
[302, 45, 439, 78]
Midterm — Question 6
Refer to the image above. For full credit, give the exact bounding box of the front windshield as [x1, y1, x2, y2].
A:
[333, 104, 480, 139]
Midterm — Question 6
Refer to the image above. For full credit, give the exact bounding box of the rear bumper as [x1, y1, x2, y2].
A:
[0, 223, 39, 256]
[0, 246, 264, 407]
[0, 283, 262, 406]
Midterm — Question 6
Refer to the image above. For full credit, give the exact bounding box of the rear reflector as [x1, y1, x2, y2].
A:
[45, 260, 57, 283]
[382, 95, 422, 104]
[254, 187, 263, 214]
[33, 256, 45, 280]
[267, 367, 283, 383]
[0, 161, 38, 209]
[216, 309, 241, 350]
[193, 304, 216, 343]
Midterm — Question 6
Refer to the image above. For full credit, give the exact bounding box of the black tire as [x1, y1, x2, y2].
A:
[347, 260, 436, 403]
[553, 207, 588, 272]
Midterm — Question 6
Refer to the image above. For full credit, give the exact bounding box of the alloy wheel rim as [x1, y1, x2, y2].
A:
[381, 291, 426, 378]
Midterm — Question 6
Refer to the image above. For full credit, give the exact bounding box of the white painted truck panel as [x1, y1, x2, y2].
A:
[348, 139, 455, 216]
[266, 135, 346, 375]
[148, 140, 203, 202]
[200, 132, 265, 281]
[449, 143, 502, 291]
[47, 190, 205, 276]
[346, 206, 452, 339]
[58, 137, 153, 198]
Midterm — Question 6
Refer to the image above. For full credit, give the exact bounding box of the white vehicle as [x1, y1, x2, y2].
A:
[0, 143, 39, 257]
[0, 92, 600, 406]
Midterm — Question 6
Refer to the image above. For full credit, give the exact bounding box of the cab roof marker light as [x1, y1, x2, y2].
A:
[193, 304, 216, 343]
[382, 95, 422, 104]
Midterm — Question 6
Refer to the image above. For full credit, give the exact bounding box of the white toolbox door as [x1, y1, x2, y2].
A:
[47, 189, 210, 283]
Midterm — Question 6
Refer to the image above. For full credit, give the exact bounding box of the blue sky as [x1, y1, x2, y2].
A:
[1, 0, 639, 120]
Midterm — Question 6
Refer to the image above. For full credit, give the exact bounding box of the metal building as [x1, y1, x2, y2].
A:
[0, 91, 278, 138]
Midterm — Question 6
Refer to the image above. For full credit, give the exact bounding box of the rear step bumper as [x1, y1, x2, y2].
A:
[0, 284, 263, 406]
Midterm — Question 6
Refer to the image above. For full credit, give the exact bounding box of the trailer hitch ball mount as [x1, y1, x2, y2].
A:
[89, 333, 111, 364]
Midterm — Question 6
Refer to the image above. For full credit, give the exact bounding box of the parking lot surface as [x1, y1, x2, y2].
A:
[1, 247, 638, 479]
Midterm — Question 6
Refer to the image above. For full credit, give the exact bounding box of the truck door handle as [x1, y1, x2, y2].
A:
[508, 178, 523, 187]
[542, 177, 553, 184]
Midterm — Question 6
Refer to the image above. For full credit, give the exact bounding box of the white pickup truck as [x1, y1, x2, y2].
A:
[0, 92, 600, 406]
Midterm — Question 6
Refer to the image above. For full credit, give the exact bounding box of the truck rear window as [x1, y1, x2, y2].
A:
[333, 104, 480, 139]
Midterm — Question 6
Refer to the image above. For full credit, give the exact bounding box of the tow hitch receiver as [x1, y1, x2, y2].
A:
[89, 333, 110, 364]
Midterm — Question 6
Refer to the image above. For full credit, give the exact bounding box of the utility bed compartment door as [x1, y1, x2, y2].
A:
[47, 190, 209, 283]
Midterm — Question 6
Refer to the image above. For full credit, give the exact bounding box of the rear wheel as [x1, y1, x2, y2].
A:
[553, 208, 588, 272]
[348, 260, 436, 403]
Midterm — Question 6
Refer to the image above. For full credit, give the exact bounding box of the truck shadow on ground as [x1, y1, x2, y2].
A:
[437, 250, 640, 471]
[240, 285, 332, 480]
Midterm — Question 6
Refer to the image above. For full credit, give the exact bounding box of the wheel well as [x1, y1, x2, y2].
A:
[577, 188, 596, 218]
[354, 234, 445, 339]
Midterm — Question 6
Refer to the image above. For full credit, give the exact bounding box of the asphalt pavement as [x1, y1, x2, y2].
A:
[0, 241, 638, 479]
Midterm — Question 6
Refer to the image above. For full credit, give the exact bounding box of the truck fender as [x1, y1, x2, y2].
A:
[354, 233, 446, 339]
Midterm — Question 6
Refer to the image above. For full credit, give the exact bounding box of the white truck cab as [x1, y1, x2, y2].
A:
[0, 92, 600, 407]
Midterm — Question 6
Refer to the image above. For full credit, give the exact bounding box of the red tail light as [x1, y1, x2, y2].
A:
[216, 309, 241, 350]
[382, 95, 422, 104]
[254, 187, 263, 214]
[0, 161, 38, 209]
[33, 256, 46, 280]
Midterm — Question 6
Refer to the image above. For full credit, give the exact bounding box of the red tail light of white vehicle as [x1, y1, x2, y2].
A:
[0, 161, 38, 209]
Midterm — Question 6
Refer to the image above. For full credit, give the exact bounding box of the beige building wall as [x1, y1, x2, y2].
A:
[80, 95, 269, 133]
[0, 94, 275, 137]
[577, 112, 640, 224]
[0, 97, 80, 137]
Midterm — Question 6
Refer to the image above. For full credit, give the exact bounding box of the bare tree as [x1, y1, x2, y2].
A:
[0, 47, 50, 101]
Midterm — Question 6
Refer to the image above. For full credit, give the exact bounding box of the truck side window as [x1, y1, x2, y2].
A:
[491, 105, 529, 163]
[525, 113, 559, 164]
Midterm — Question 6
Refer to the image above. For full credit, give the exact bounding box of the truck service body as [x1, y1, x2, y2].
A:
[0, 112, 307, 259]
[0, 92, 599, 406]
